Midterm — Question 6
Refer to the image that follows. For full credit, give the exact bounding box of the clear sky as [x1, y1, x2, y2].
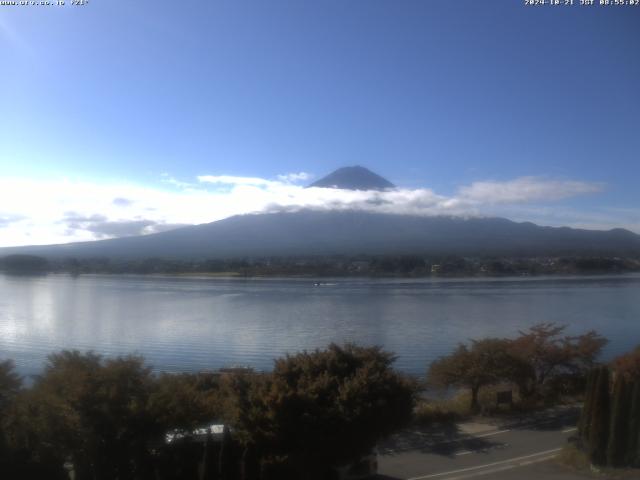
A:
[1, 0, 639, 246]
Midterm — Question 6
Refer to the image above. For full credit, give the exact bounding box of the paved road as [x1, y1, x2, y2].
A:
[376, 406, 599, 480]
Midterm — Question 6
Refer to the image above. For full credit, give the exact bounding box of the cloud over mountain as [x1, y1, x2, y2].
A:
[457, 177, 604, 205]
[0, 170, 618, 248]
[60, 212, 186, 238]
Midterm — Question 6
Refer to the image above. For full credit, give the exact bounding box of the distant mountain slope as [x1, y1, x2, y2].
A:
[308, 166, 395, 190]
[1, 210, 639, 260]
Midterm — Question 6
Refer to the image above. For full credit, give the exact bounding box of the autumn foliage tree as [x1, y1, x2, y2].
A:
[428, 324, 607, 412]
[611, 345, 640, 381]
[508, 323, 607, 399]
[428, 338, 519, 412]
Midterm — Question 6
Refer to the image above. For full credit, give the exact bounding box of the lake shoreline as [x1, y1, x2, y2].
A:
[5, 270, 640, 283]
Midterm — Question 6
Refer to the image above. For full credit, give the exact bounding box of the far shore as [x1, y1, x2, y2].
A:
[4, 270, 640, 283]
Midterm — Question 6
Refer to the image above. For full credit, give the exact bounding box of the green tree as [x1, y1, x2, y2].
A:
[0, 360, 20, 417]
[0, 255, 48, 274]
[218, 425, 235, 480]
[240, 442, 259, 480]
[588, 366, 610, 466]
[607, 376, 629, 467]
[30, 351, 157, 479]
[428, 338, 518, 412]
[627, 381, 640, 467]
[0, 360, 29, 475]
[227, 344, 416, 479]
[578, 368, 598, 443]
[148, 372, 222, 431]
[202, 434, 221, 480]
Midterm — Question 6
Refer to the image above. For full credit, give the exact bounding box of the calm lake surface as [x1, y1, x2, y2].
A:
[1, 273, 639, 378]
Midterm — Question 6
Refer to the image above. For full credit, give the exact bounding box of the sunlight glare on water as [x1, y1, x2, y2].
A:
[1, 273, 639, 378]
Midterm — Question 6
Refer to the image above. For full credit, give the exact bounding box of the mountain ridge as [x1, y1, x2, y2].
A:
[2, 167, 638, 261]
[1, 210, 639, 260]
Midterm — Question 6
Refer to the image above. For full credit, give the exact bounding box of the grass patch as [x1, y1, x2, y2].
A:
[413, 390, 498, 426]
[556, 444, 640, 479]
[557, 444, 591, 471]
[414, 383, 584, 426]
[413, 397, 466, 426]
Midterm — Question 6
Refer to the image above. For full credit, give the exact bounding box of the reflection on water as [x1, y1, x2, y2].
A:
[1, 273, 639, 378]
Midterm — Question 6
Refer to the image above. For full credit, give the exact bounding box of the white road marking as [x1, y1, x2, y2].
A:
[518, 454, 559, 466]
[443, 454, 559, 480]
[406, 447, 563, 480]
[444, 464, 517, 480]
[454, 450, 473, 456]
[562, 427, 577, 433]
[473, 429, 510, 438]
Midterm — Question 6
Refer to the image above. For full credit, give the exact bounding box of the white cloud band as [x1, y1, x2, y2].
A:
[458, 177, 604, 205]
[0, 173, 613, 247]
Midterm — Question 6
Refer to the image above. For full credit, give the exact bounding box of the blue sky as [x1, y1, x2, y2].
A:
[0, 0, 639, 246]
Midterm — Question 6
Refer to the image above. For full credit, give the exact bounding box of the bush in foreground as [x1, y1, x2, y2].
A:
[0, 344, 417, 479]
[226, 343, 418, 479]
[578, 349, 640, 469]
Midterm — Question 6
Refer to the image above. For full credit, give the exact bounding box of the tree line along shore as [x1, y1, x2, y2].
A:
[1, 253, 639, 277]
[1, 323, 639, 479]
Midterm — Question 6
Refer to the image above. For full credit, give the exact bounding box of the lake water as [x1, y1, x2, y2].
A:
[1, 273, 639, 378]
